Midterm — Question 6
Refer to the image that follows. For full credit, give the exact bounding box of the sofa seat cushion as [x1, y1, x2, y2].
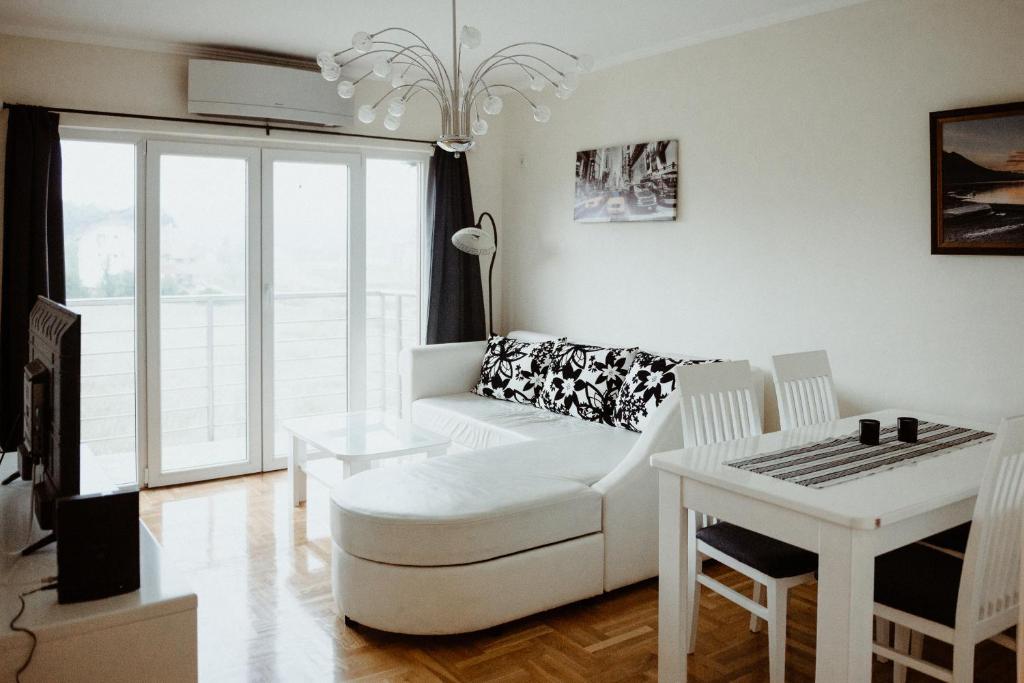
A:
[696, 522, 817, 579]
[874, 543, 963, 627]
[331, 433, 638, 567]
[412, 392, 615, 450]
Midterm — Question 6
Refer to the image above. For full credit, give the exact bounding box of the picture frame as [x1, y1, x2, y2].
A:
[930, 101, 1024, 255]
[574, 140, 678, 223]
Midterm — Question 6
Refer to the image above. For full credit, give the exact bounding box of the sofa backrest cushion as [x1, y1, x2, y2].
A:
[471, 335, 562, 407]
[538, 341, 637, 426]
[505, 330, 560, 343]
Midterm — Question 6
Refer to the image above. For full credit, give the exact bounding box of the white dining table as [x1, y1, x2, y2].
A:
[650, 408, 997, 682]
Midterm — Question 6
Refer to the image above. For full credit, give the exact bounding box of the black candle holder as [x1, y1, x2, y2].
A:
[897, 417, 919, 443]
[859, 419, 881, 446]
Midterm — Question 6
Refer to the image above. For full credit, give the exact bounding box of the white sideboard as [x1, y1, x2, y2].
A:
[0, 456, 198, 682]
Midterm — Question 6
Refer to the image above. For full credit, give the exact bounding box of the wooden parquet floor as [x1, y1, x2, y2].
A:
[139, 471, 1016, 682]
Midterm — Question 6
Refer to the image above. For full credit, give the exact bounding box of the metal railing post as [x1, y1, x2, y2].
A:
[206, 298, 215, 441]
[395, 295, 405, 414]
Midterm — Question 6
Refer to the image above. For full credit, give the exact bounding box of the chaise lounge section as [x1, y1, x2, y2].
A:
[330, 331, 763, 634]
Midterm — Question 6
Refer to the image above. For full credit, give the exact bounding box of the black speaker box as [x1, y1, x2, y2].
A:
[56, 489, 140, 604]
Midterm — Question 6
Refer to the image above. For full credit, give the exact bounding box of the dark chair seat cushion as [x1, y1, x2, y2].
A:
[695, 522, 817, 578]
[921, 522, 971, 554]
[875, 544, 963, 627]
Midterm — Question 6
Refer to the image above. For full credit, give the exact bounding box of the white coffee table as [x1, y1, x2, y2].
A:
[284, 411, 450, 507]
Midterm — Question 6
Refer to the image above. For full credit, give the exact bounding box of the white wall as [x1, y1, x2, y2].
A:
[499, 0, 1024, 427]
[0, 33, 504, 328]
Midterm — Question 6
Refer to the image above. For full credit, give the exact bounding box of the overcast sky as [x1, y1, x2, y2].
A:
[943, 115, 1024, 172]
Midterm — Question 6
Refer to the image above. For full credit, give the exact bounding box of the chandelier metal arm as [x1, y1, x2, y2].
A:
[490, 41, 578, 59]
[468, 42, 576, 85]
[465, 83, 537, 128]
[469, 55, 564, 89]
[468, 83, 536, 105]
[330, 47, 359, 61]
[368, 27, 434, 51]
[372, 82, 446, 112]
[377, 41, 454, 94]
[346, 60, 436, 88]
[341, 43, 448, 92]
[337, 43, 445, 92]
[337, 47, 414, 70]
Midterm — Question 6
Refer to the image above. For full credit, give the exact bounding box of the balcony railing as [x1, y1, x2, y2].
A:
[70, 290, 418, 466]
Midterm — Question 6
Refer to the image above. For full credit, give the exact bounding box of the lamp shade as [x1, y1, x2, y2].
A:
[451, 227, 496, 256]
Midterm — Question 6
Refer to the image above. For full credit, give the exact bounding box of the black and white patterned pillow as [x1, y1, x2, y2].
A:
[538, 342, 637, 425]
[472, 335, 561, 406]
[613, 352, 723, 432]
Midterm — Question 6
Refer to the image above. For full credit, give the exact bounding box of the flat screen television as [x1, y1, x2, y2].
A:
[20, 296, 81, 555]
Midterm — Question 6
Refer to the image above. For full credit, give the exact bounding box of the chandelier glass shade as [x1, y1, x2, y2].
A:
[317, 0, 592, 154]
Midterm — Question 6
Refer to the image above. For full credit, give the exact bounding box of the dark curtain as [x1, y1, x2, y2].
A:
[1, 105, 66, 451]
[425, 150, 486, 344]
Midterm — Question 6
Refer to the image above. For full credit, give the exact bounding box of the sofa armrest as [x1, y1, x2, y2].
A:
[594, 391, 684, 590]
[400, 341, 487, 417]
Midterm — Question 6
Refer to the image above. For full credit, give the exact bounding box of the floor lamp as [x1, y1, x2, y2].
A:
[451, 211, 497, 337]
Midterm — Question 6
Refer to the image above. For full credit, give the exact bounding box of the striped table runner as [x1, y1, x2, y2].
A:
[726, 421, 995, 489]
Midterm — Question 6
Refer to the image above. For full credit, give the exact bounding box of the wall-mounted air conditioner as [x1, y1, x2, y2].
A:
[188, 58, 354, 127]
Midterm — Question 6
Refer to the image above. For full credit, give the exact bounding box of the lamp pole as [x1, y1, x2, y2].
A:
[475, 211, 498, 336]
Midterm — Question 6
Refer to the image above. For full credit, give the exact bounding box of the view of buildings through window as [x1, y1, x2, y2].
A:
[62, 138, 423, 487]
[63, 139, 139, 485]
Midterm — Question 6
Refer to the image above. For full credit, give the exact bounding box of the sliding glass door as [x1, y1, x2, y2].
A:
[146, 142, 262, 485]
[365, 158, 423, 414]
[62, 133, 424, 487]
[261, 150, 363, 470]
[62, 138, 142, 487]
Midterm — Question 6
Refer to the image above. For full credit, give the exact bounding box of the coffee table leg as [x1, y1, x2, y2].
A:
[346, 460, 371, 478]
[289, 436, 307, 507]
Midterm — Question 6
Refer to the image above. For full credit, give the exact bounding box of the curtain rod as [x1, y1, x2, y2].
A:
[1, 102, 436, 147]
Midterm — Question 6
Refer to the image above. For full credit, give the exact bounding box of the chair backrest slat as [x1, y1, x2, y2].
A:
[772, 350, 839, 431]
[957, 415, 1024, 627]
[677, 360, 763, 448]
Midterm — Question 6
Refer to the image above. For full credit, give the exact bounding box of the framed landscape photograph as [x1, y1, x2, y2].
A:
[575, 140, 678, 223]
[931, 101, 1024, 255]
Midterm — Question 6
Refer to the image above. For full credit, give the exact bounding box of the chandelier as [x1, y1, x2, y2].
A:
[316, 0, 592, 155]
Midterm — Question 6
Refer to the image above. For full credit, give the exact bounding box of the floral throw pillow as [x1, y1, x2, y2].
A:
[538, 342, 637, 425]
[613, 352, 723, 432]
[472, 335, 561, 406]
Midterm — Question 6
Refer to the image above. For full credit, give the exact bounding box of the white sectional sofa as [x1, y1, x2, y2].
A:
[330, 331, 762, 635]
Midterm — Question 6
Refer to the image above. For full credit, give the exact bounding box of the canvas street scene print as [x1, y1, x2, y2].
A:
[575, 140, 678, 223]
[932, 103, 1024, 254]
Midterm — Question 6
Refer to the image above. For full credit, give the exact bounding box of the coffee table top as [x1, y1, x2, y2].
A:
[282, 411, 449, 460]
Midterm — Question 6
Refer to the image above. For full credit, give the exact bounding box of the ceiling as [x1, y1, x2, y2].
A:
[0, 0, 869, 71]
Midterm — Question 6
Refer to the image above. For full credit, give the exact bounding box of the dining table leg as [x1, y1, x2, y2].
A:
[815, 524, 875, 682]
[658, 471, 689, 682]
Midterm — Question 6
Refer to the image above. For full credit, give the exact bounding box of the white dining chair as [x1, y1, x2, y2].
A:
[771, 350, 839, 431]
[678, 359, 762, 447]
[770, 349, 887, 656]
[873, 414, 1024, 683]
[677, 360, 817, 683]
